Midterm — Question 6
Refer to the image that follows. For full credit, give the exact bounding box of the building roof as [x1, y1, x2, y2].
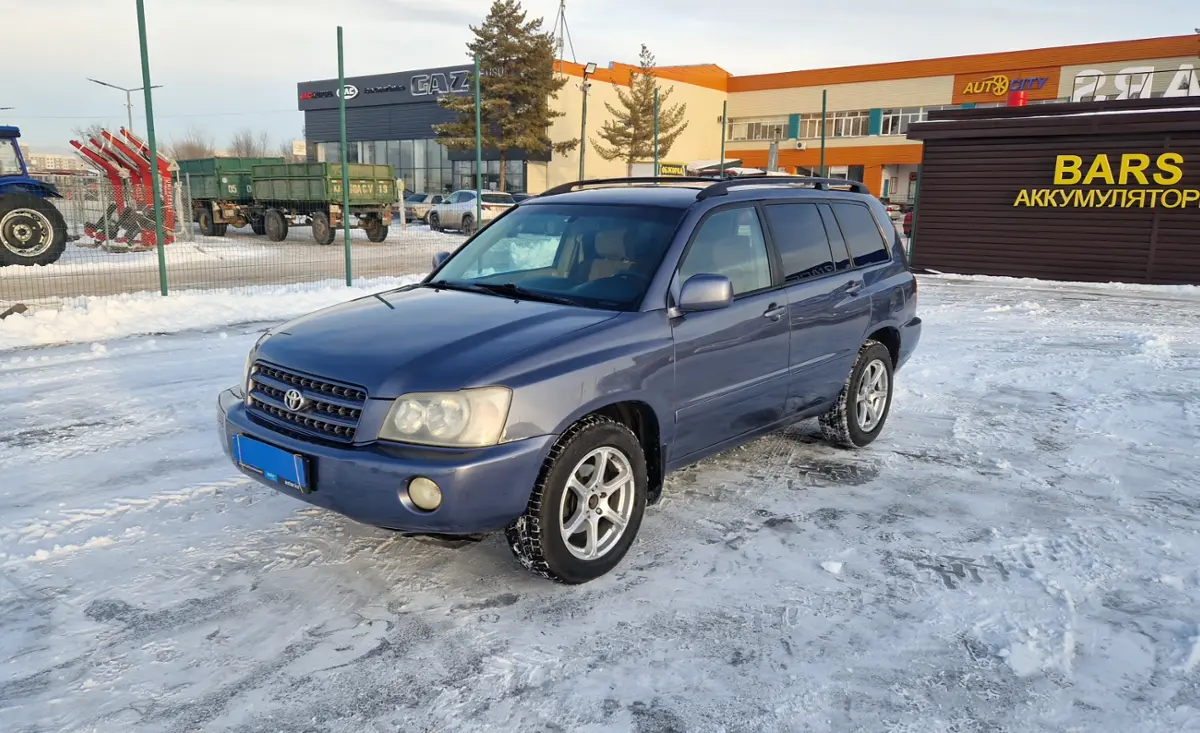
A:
[558, 34, 1200, 95]
[729, 34, 1200, 92]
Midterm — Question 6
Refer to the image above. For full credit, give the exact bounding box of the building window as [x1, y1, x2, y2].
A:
[880, 107, 923, 136]
[726, 117, 789, 142]
[828, 110, 870, 138]
[797, 113, 824, 139]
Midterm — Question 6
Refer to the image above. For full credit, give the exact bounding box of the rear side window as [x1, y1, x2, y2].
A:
[762, 203, 837, 282]
[830, 203, 889, 267]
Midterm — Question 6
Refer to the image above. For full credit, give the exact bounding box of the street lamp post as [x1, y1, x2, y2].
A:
[86, 78, 163, 135]
[578, 62, 596, 181]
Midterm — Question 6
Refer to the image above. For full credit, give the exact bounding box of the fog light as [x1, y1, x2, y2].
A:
[407, 477, 442, 511]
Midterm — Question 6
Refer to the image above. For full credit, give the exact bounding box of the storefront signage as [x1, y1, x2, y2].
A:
[411, 70, 470, 97]
[1069, 62, 1199, 102]
[1014, 152, 1197, 209]
[298, 66, 472, 111]
[953, 67, 1061, 104]
[960, 74, 1048, 97]
[658, 162, 686, 176]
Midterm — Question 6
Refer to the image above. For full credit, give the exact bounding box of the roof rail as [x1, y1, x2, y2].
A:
[540, 176, 718, 197]
[696, 176, 872, 200]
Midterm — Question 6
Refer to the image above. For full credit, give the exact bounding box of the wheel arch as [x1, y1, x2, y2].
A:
[549, 397, 668, 505]
[865, 325, 901, 367]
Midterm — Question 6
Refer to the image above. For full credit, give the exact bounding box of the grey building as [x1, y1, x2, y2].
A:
[298, 65, 541, 193]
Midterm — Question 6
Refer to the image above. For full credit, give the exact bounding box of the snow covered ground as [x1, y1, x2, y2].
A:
[2, 277, 1200, 732]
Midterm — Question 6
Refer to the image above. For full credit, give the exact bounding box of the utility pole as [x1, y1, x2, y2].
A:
[134, 0, 168, 296]
[579, 63, 596, 180]
[87, 78, 162, 136]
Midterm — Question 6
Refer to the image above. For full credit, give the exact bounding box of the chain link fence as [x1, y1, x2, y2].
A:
[2, 175, 467, 305]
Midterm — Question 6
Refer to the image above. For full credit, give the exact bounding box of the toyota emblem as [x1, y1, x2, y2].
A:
[283, 389, 309, 412]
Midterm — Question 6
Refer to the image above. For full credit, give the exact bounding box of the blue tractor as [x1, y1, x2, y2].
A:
[0, 126, 69, 266]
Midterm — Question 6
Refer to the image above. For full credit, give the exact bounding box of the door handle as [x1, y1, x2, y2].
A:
[763, 304, 787, 321]
[844, 281, 864, 295]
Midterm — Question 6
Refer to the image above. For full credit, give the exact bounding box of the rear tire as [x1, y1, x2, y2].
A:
[213, 223, 228, 237]
[311, 210, 336, 245]
[505, 415, 647, 584]
[197, 207, 216, 236]
[364, 217, 388, 243]
[264, 209, 288, 242]
[461, 214, 476, 236]
[819, 340, 894, 449]
[0, 193, 68, 267]
[250, 218, 266, 236]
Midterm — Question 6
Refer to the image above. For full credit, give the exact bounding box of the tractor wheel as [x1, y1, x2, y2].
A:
[0, 193, 69, 267]
[197, 207, 214, 236]
[363, 216, 389, 243]
[311, 211, 336, 245]
[213, 224, 228, 237]
[264, 209, 288, 242]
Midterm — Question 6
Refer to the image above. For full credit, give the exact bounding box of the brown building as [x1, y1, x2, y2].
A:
[906, 97, 1200, 285]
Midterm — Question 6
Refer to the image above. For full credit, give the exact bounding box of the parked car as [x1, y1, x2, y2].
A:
[402, 192, 445, 223]
[218, 176, 921, 584]
[428, 190, 515, 234]
[903, 210, 914, 237]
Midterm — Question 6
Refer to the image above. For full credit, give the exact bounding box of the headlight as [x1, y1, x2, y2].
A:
[379, 387, 512, 447]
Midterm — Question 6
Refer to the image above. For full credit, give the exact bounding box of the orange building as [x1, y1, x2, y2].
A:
[548, 34, 1200, 199]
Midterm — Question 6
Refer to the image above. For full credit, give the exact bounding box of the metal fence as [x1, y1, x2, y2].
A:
[2, 175, 467, 305]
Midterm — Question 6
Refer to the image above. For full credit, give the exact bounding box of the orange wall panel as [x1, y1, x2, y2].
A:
[730, 34, 1199, 92]
[736, 144, 925, 170]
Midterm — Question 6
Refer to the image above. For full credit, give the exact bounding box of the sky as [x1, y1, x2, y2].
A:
[3, 0, 1195, 153]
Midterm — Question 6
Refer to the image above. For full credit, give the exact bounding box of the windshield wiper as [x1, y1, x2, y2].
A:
[469, 282, 577, 306]
[426, 280, 575, 306]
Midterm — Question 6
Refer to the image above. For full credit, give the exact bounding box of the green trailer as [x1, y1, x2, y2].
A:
[250, 163, 396, 244]
[178, 157, 284, 236]
[178, 158, 398, 244]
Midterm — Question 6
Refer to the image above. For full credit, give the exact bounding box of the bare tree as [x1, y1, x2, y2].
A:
[70, 124, 108, 144]
[165, 126, 216, 160]
[229, 129, 271, 158]
[277, 140, 305, 163]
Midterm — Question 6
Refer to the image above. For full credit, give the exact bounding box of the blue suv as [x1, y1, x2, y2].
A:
[218, 176, 921, 583]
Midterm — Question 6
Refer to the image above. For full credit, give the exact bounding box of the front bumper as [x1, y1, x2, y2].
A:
[218, 388, 553, 534]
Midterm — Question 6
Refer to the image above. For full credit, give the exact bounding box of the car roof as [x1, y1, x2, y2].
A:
[524, 185, 709, 209]
[526, 178, 877, 210]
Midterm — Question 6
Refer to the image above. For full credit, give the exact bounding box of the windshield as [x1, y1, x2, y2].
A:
[482, 193, 514, 204]
[432, 203, 685, 310]
[0, 139, 20, 176]
[405, 193, 425, 202]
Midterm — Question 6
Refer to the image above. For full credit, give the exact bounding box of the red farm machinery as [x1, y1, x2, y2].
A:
[70, 127, 176, 248]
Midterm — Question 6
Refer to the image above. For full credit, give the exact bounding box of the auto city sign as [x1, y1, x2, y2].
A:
[960, 74, 1050, 97]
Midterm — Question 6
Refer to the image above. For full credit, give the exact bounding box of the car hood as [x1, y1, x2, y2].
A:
[254, 285, 620, 398]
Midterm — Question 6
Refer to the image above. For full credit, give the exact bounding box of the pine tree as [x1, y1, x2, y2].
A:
[435, 0, 577, 191]
[593, 45, 689, 176]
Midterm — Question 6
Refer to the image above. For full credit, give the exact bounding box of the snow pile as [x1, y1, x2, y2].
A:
[1129, 333, 1174, 363]
[0, 275, 424, 351]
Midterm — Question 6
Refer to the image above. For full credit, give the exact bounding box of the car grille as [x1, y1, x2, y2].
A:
[247, 362, 367, 443]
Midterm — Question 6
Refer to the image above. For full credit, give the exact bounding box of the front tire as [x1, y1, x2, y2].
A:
[461, 214, 476, 236]
[428, 212, 441, 232]
[0, 194, 68, 267]
[506, 415, 647, 584]
[819, 339, 894, 448]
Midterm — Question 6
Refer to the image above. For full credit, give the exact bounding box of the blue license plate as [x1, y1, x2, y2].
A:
[232, 435, 310, 492]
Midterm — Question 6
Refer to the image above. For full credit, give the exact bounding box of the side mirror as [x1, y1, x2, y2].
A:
[432, 251, 450, 269]
[678, 274, 733, 313]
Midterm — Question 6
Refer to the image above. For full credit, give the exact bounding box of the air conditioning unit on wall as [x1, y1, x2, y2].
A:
[793, 140, 807, 150]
